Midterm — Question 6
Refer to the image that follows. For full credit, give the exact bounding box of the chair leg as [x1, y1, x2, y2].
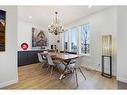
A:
[79, 67, 86, 80]
[41, 63, 45, 68]
[56, 65, 61, 74]
[59, 65, 68, 80]
[74, 68, 78, 88]
[46, 65, 50, 72]
[50, 66, 54, 77]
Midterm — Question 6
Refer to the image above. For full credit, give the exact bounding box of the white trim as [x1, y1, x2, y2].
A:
[61, 33, 64, 51]
[82, 64, 116, 76]
[68, 30, 71, 52]
[0, 79, 18, 88]
[117, 77, 127, 83]
[77, 27, 81, 54]
[81, 64, 97, 71]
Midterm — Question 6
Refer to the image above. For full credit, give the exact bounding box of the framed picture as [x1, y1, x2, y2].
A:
[32, 27, 47, 47]
[0, 10, 6, 51]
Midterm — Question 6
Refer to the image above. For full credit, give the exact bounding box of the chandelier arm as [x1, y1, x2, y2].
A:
[55, 11, 58, 24]
[48, 11, 64, 35]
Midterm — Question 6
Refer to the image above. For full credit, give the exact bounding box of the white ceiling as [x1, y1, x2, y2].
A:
[18, 6, 108, 29]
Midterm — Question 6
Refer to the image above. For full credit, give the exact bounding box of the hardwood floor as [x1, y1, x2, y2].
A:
[2, 63, 117, 89]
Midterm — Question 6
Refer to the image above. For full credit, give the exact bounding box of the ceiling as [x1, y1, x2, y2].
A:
[18, 6, 108, 29]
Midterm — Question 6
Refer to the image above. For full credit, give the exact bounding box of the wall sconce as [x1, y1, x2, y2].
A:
[102, 35, 112, 78]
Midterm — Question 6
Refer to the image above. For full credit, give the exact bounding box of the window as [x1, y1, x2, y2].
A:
[64, 31, 68, 50]
[63, 23, 90, 54]
[80, 23, 90, 54]
[71, 27, 78, 52]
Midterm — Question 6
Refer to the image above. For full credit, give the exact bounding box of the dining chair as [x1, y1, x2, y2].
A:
[46, 54, 61, 77]
[71, 56, 86, 87]
[37, 53, 47, 67]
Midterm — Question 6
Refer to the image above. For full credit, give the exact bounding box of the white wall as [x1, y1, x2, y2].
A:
[0, 6, 18, 88]
[17, 21, 58, 51]
[117, 7, 127, 83]
[61, 7, 117, 76]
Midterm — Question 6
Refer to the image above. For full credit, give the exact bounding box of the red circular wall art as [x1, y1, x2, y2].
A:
[21, 43, 28, 50]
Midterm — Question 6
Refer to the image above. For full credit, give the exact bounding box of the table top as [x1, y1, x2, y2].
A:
[51, 52, 79, 60]
[40, 52, 80, 60]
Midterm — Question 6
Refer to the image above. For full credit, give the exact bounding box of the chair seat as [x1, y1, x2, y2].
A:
[53, 60, 62, 64]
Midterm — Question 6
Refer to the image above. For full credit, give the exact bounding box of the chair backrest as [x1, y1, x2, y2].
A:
[38, 53, 44, 63]
[60, 51, 64, 53]
[43, 50, 48, 53]
[73, 56, 83, 68]
[41, 53, 47, 60]
[46, 54, 54, 66]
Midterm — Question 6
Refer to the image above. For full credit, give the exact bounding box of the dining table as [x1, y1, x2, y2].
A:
[40, 52, 81, 80]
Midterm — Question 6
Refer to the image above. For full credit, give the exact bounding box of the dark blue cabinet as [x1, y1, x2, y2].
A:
[18, 50, 44, 66]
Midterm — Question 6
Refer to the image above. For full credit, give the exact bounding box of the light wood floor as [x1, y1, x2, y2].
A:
[2, 63, 117, 89]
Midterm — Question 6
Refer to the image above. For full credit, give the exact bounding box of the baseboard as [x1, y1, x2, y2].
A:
[117, 77, 127, 83]
[0, 79, 18, 88]
[81, 65, 116, 76]
[81, 65, 99, 72]
[81, 63, 102, 71]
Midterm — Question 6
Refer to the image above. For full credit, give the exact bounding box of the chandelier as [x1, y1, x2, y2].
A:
[48, 12, 64, 35]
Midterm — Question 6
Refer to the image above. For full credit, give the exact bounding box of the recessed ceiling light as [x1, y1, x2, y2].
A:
[28, 16, 32, 19]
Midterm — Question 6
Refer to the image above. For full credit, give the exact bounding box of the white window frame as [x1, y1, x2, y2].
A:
[63, 31, 68, 51]
[62, 23, 90, 56]
[70, 27, 78, 53]
[80, 23, 90, 55]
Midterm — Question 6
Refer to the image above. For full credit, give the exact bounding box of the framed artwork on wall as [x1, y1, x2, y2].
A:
[32, 27, 48, 48]
[0, 9, 6, 51]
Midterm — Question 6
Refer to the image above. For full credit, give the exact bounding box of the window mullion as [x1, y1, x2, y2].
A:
[77, 27, 81, 54]
[68, 30, 71, 52]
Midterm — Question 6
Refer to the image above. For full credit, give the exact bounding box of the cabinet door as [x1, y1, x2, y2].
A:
[28, 51, 39, 64]
[18, 51, 28, 66]
[18, 50, 44, 66]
